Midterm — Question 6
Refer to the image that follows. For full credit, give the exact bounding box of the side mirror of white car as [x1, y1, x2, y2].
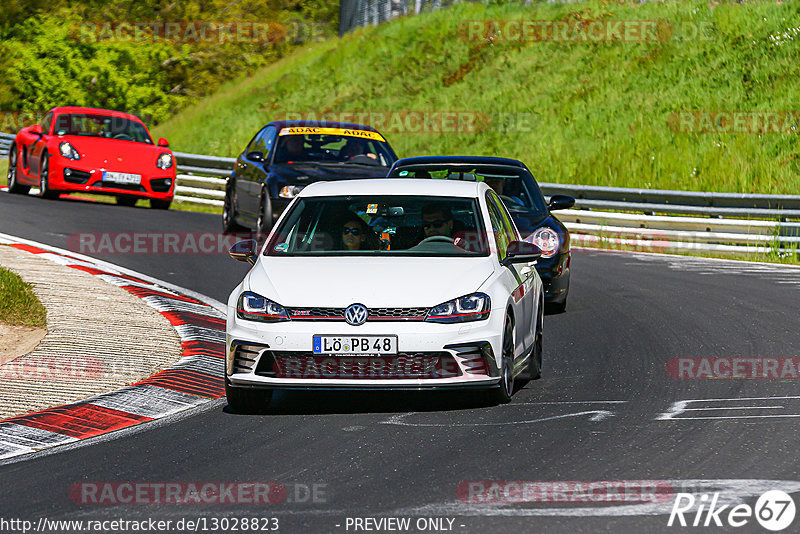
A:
[229, 239, 258, 265]
[502, 241, 542, 267]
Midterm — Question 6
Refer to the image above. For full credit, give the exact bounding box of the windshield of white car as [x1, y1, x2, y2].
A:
[267, 195, 490, 257]
[389, 165, 548, 214]
[273, 134, 393, 166]
[52, 114, 153, 144]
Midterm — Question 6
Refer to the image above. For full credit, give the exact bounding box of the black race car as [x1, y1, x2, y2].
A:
[223, 121, 398, 235]
[387, 156, 575, 313]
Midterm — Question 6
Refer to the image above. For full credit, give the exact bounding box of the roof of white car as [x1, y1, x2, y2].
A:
[299, 178, 487, 198]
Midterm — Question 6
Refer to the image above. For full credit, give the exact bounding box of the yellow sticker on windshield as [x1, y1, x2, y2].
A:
[278, 127, 385, 142]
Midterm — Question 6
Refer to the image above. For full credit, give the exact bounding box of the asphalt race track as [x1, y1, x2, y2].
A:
[1, 193, 800, 533]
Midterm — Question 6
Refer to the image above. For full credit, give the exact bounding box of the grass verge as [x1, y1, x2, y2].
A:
[0, 263, 47, 328]
[154, 0, 800, 194]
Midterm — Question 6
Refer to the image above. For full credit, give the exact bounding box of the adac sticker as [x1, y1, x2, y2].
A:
[278, 127, 385, 142]
[398, 170, 409, 176]
[274, 243, 288, 252]
[366, 203, 379, 214]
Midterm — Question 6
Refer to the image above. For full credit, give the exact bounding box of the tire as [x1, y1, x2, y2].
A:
[529, 301, 543, 380]
[545, 297, 567, 315]
[38, 154, 58, 199]
[225, 380, 273, 414]
[222, 183, 246, 233]
[150, 199, 171, 210]
[7, 145, 30, 195]
[256, 192, 274, 241]
[491, 314, 515, 405]
[116, 195, 137, 207]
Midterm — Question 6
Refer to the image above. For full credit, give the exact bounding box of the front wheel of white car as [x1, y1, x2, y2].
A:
[530, 302, 543, 380]
[491, 314, 515, 405]
[225, 380, 273, 413]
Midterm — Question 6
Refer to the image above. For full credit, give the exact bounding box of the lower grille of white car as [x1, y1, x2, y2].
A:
[252, 351, 461, 379]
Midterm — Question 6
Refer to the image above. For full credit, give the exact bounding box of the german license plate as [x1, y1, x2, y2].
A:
[313, 335, 397, 355]
[103, 171, 141, 185]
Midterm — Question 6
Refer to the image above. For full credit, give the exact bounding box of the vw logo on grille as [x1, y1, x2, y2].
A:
[344, 304, 368, 326]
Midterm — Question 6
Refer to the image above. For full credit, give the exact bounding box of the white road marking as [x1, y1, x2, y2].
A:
[658, 396, 800, 420]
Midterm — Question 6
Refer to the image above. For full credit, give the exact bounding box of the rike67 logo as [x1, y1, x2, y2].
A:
[668, 490, 796, 531]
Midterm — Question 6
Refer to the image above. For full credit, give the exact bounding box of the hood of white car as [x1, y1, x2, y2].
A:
[247, 256, 494, 308]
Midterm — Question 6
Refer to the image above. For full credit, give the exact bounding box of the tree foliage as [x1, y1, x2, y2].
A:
[0, 0, 339, 127]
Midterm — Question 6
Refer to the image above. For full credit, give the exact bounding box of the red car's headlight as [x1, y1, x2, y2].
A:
[59, 142, 80, 160]
[157, 153, 173, 169]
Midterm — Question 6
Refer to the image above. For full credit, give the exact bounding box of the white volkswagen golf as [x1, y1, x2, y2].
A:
[225, 179, 544, 412]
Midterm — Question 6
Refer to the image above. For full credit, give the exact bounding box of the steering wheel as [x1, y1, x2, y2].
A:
[418, 236, 454, 245]
[113, 133, 134, 141]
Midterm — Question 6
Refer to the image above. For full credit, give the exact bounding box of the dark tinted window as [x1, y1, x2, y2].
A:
[53, 114, 152, 144]
[390, 164, 548, 214]
[267, 195, 489, 257]
[273, 131, 394, 167]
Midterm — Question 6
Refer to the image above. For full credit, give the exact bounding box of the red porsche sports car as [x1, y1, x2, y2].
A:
[6, 106, 175, 209]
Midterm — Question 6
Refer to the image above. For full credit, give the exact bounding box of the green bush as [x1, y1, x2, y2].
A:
[0, 0, 338, 126]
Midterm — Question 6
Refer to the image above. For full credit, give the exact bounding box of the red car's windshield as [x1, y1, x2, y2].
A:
[52, 113, 153, 144]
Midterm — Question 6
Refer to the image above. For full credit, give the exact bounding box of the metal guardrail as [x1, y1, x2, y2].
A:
[0, 133, 14, 159]
[3, 138, 799, 256]
[173, 152, 234, 206]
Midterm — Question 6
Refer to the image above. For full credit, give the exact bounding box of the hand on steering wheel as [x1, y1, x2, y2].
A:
[418, 235, 454, 245]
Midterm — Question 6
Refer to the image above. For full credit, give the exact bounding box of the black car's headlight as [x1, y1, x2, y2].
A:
[59, 142, 80, 160]
[236, 291, 289, 322]
[425, 292, 491, 323]
[157, 152, 173, 169]
[531, 227, 560, 258]
[279, 185, 304, 198]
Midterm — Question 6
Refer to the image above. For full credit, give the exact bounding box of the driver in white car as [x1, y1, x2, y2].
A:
[421, 202, 454, 239]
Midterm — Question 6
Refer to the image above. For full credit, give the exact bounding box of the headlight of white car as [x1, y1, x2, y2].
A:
[236, 291, 289, 322]
[425, 292, 490, 323]
[59, 142, 80, 160]
[531, 227, 560, 258]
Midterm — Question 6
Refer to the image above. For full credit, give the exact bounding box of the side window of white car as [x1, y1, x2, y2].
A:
[485, 193, 508, 261]
[492, 191, 520, 242]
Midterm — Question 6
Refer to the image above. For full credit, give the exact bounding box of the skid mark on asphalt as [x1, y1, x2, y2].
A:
[0, 240, 227, 461]
[390, 479, 800, 517]
[626, 253, 800, 284]
[380, 401, 625, 427]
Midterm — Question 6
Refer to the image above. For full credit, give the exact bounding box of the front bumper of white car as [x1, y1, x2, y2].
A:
[226, 315, 504, 390]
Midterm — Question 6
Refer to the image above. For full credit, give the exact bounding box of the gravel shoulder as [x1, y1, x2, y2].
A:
[0, 245, 182, 419]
